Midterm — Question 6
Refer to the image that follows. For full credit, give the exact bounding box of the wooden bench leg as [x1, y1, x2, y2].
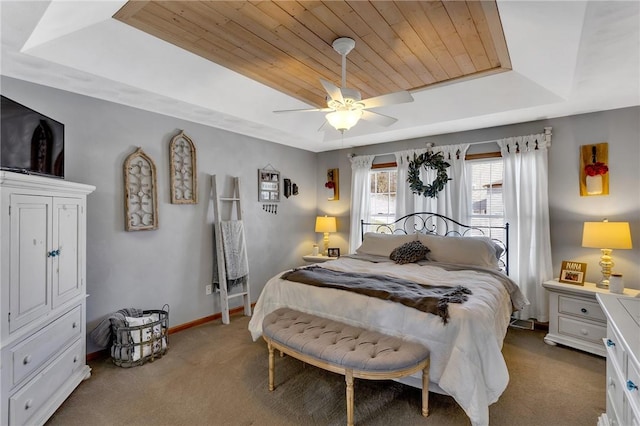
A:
[268, 342, 275, 391]
[345, 369, 354, 426]
[421, 363, 430, 417]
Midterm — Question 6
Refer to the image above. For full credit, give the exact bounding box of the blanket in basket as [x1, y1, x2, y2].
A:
[90, 307, 144, 348]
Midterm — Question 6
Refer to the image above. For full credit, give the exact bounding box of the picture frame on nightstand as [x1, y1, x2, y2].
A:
[558, 260, 587, 285]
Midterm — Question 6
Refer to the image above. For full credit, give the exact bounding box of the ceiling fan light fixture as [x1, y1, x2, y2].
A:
[326, 109, 362, 133]
[274, 36, 411, 131]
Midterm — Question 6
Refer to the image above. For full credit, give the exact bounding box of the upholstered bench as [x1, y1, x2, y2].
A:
[262, 308, 430, 426]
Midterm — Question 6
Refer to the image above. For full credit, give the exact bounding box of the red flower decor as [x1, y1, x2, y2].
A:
[584, 162, 609, 176]
[324, 181, 335, 189]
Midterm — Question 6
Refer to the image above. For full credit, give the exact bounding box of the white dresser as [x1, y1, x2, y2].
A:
[597, 293, 640, 426]
[542, 279, 640, 357]
[0, 172, 95, 426]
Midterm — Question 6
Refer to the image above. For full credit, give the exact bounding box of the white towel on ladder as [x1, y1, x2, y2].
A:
[213, 220, 249, 290]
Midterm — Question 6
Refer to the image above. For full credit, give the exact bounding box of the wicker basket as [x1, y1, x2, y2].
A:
[110, 305, 169, 367]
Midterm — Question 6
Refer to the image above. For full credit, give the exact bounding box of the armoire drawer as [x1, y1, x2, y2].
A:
[9, 305, 82, 386]
[558, 315, 606, 344]
[558, 295, 606, 322]
[9, 338, 83, 426]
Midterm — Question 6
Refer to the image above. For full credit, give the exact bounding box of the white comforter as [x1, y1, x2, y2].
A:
[248, 257, 526, 426]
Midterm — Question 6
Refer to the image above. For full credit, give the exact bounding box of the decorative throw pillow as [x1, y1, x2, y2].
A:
[389, 241, 430, 264]
[124, 315, 166, 361]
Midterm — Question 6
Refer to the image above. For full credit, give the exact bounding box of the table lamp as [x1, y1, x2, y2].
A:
[315, 216, 337, 256]
[582, 220, 633, 288]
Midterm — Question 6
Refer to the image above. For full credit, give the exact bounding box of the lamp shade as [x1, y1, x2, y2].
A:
[582, 221, 633, 249]
[315, 216, 337, 233]
[326, 110, 362, 132]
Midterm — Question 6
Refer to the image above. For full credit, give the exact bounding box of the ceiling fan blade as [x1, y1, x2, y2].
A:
[320, 78, 344, 104]
[361, 90, 414, 109]
[361, 110, 398, 127]
[273, 107, 332, 113]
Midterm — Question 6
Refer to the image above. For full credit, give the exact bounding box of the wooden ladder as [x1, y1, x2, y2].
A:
[211, 175, 251, 324]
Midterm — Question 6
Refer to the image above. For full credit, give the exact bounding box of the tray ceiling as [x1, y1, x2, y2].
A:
[3, 2, 638, 152]
[114, 1, 511, 108]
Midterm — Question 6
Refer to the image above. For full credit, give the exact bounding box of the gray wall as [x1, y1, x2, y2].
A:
[2, 77, 319, 353]
[318, 107, 640, 290]
[4, 74, 638, 352]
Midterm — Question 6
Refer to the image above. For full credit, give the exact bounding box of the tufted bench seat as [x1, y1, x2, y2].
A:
[262, 308, 430, 426]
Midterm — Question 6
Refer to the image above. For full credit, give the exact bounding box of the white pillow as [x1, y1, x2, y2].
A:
[125, 315, 166, 361]
[355, 232, 417, 257]
[417, 233, 500, 269]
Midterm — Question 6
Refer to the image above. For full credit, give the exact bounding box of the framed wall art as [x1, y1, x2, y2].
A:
[258, 167, 280, 202]
[124, 147, 159, 231]
[169, 130, 197, 204]
[580, 142, 609, 196]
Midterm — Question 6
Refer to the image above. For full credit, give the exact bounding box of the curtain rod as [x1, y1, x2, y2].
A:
[348, 127, 552, 159]
[357, 138, 501, 159]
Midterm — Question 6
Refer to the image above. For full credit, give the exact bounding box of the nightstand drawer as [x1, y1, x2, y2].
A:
[559, 295, 606, 322]
[558, 315, 606, 344]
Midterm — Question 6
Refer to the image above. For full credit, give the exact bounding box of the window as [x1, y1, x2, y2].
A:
[468, 158, 505, 241]
[367, 168, 397, 225]
[364, 160, 505, 240]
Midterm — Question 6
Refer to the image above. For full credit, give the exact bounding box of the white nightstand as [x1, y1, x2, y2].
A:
[542, 279, 640, 357]
[302, 254, 338, 263]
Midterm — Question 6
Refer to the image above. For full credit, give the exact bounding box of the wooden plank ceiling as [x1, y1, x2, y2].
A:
[114, 1, 511, 108]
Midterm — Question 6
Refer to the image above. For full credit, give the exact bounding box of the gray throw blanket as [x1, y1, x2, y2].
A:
[212, 221, 249, 291]
[90, 307, 144, 348]
[281, 266, 471, 324]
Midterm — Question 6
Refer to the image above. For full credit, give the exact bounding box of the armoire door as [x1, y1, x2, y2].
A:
[52, 197, 83, 308]
[9, 194, 52, 333]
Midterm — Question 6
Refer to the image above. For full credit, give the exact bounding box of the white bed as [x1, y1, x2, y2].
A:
[248, 213, 527, 426]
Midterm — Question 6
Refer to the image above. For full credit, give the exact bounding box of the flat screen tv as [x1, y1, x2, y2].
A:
[1, 95, 64, 178]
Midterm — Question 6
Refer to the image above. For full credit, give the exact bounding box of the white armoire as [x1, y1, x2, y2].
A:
[0, 171, 95, 426]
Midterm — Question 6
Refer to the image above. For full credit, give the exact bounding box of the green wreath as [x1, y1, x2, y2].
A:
[407, 151, 451, 198]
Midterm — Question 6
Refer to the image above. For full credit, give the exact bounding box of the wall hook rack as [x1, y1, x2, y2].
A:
[262, 204, 277, 214]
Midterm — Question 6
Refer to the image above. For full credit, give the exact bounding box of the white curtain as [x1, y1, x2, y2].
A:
[394, 149, 424, 220]
[397, 145, 470, 224]
[498, 134, 553, 322]
[349, 155, 375, 253]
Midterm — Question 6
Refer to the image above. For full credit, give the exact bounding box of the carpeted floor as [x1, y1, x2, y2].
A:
[46, 316, 605, 426]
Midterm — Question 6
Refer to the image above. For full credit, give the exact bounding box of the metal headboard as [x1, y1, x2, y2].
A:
[361, 212, 509, 275]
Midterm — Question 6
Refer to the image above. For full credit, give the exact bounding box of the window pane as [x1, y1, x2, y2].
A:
[469, 159, 505, 239]
[367, 169, 397, 225]
[389, 172, 397, 192]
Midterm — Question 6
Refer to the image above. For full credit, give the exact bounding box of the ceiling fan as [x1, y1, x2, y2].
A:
[274, 37, 414, 133]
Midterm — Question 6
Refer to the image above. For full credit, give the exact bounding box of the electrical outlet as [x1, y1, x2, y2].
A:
[205, 284, 212, 295]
